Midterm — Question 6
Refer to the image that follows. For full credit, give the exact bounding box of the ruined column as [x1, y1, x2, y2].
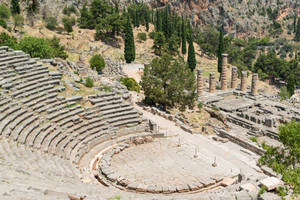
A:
[209, 72, 216, 93]
[221, 54, 228, 90]
[231, 66, 238, 89]
[197, 69, 204, 96]
[241, 71, 247, 91]
[251, 73, 259, 96]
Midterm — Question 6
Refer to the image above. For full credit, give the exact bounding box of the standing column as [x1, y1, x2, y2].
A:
[197, 69, 204, 96]
[241, 71, 247, 91]
[209, 72, 216, 93]
[251, 73, 259, 96]
[221, 54, 228, 90]
[231, 66, 238, 89]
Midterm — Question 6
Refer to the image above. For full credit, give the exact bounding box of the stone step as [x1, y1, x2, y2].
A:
[18, 121, 39, 144]
[26, 122, 52, 147]
[11, 115, 39, 141]
[41, 128, 62, 153]
[0, 53, 27, 63]
[0, 105, 21, 122]
[111, 116, 141, 127]
[0, 56, 30, 67]
[3, 110, 29, 137]
[52, 107, 84, 124]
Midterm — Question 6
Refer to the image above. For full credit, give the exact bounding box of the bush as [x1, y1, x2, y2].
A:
[85, 77, 94, 88]
[137, 32, 147, 41]
[0, 18, 7, 29]
[89, 54, 105, 72]
[16, 36, 67, 59]
[17, 36, 55, 58]
[0, 32, 17, 48]
[45, 17, 57, 30]
[278, 86, 290, 100]
[197, 102, 203, 110]
[48, 36, 68, 59]
[0, 4, 11, 19]
[120, 77, 140, 92]
[149, 31, 156, 39]
[63, 17, 73, 33]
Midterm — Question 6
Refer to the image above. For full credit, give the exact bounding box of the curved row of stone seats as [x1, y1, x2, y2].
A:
[0, 48, 149, 183]
[0, 138, 80, 182]
[89, 92, 144, 128]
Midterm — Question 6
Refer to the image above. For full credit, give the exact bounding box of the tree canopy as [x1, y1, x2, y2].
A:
[140, 54, 196, 111]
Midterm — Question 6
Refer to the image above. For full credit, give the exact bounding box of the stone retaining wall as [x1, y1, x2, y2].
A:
[217, 129, 265, 155]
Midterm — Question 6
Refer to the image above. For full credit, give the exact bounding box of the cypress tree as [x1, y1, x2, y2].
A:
[187, 37, 196, 71]
[287, 74, 295, 97]
[217, 26, 224, 73]
[145, 10, 149, 32]
[11, 0, 20, 14]
[293, 14, 297, 33]
[295, 18, 300, 42]
[181, 16, 186, 55]
[134, 8, 139, 27]
[124, 15, 135, 63]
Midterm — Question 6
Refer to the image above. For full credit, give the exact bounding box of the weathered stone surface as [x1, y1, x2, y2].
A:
[259, 177, 284, 191]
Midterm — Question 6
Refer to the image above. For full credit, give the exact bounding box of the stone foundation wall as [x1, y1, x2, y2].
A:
[217, 129, 265, 155]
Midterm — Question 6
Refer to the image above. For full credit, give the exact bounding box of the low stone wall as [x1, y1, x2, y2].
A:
[97, 134, 224, 194]
[217, 129, 265, 155]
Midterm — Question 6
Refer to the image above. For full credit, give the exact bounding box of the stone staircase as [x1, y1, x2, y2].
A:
[0, 47, 150, 199]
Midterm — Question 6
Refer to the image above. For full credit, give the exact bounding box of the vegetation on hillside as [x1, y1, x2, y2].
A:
[259, 121, 300, 197]
[0, 32, 67, 59]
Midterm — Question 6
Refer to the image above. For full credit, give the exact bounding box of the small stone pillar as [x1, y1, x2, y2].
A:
[221, 54, 228, 90]
[197, 69, 204, 96]
[241, 71, 247, 91]
[209, 72, 216, 93]
[251, 73, 259, 96]
[231, 66, 238, 89]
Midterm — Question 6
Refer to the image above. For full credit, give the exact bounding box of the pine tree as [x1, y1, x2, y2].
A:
[287, 74, 295, 97]
[217, 26, 224, 73]
[124, 15, 135, 63]
[11, 0, 20, 14]
[181, 16, 186, 55]
[295, 18, 300, 42]
[187, 37, 196, 71]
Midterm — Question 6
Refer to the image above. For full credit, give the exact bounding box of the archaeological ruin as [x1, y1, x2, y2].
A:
[0, 47, 298, 200]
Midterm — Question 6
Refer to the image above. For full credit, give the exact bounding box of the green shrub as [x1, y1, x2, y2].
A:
[149, 31, 156, 39]
[120, 77, 140, 92]
[45, 17, 57, 30]
[85, 77, 94, 88]
[278, 86, 290, 100]
[16, 36, 67, 59]
[249, 137, 257, 143]
[89, 54, 105, 72]
[62, 17, 73, 33]
[258, 186, 267, 197]
[137, 32, 147, 41]
[0, 18, 7, 29]
[0, 4, 11, 19]
[17, 36, 54, 58]
[197, 102, 203, 110]
[48, 36, 68, 59]
[0, 32, 17, 48]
